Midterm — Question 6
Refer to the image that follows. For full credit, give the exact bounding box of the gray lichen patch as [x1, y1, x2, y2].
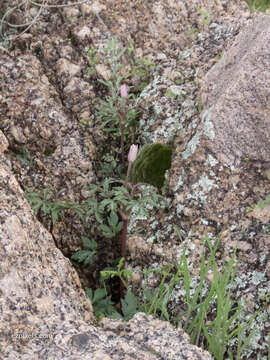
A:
[182, 128, 202, 160]
[187, 174, 219, 203]
[173, 168, 186, 193]
[182, 106, 216, 161]
[137, 47, 203, 146]
[205, 154, 219, 167]
[138, 75, 187, 144]
[201, 106, 215, 141]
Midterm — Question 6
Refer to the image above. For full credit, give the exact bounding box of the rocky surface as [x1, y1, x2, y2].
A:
[0, 134, 94, 357]
[0, 0, 269, 359]
[0, 136, 211, 360]
[0, 49, 95, 254]
[128, 13, 270, 359]
[0, 0, 251, 266]
[0, 130, 212, 359]
[201, 15, 270, 166]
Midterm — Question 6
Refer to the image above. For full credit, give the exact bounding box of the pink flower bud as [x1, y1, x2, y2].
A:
[120, 84, 128, 98]
[128, 144, 138, 163]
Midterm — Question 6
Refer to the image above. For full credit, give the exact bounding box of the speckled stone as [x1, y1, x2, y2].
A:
[0, 0, 268, 358]
[0, 155, 213, 359]
[0, 49, 95, 253]
[0, 156, 93, 358]
[0, 129, 8, 154]
[201, 15, 270, 166]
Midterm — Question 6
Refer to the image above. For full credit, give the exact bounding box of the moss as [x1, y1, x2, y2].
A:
[130, 143, 172, 191]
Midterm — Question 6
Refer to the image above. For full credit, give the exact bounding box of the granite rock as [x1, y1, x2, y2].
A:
[0, 0, 268, 358]
[200, 15, 270, 166]
[0, 147, 212, 359]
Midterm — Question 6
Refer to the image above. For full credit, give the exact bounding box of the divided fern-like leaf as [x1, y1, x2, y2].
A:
[72, 237, 97, 266]
[85, 287, 122, 319]
[121, 290, 139, 321]
[71, 249, 95, 266]
[82, 236, 97, 250]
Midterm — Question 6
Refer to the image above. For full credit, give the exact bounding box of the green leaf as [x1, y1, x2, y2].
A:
[85, 286, 121, 319]
[51, 209, 60, 226]
[92, 288, 107, 303]
[127, 39, 134, 55]
[116, 221, 123, 232]
[98, 78, 113, 88]
[144, 289, 154, 302]
[108, 211, 118, 228]
[95, 209, 104, 224]
[82, 237, 97, 251]
[99, 199, 113, 211]
[165, 89, 178, 98]
[255, 194, 270, 209]
[88, 184, 99, 196]
[99, 224, 115, 238]
[121, 290, 139, 321]
[108, 311, 123, 320]
[85, 287, 93, 299]
[31, 200, 43, 215]
[71, 249, 96, 265]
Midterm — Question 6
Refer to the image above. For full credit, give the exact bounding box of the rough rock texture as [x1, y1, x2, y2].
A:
[0, 142, 212, 360]
[0, 135, 93, 357]
[126, 13, 270, 359]
[200, 15, 270, 166]
[0, 0, 251, 270]
[98, 313, 213, 360]
[0, 48, 95, 184]
[0, 49, 95, 254]
[1, 0, 269, 359]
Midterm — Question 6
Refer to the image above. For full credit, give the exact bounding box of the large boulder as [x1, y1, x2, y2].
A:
[0, 141, 94, 357]
[200, 15, 270, 165]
